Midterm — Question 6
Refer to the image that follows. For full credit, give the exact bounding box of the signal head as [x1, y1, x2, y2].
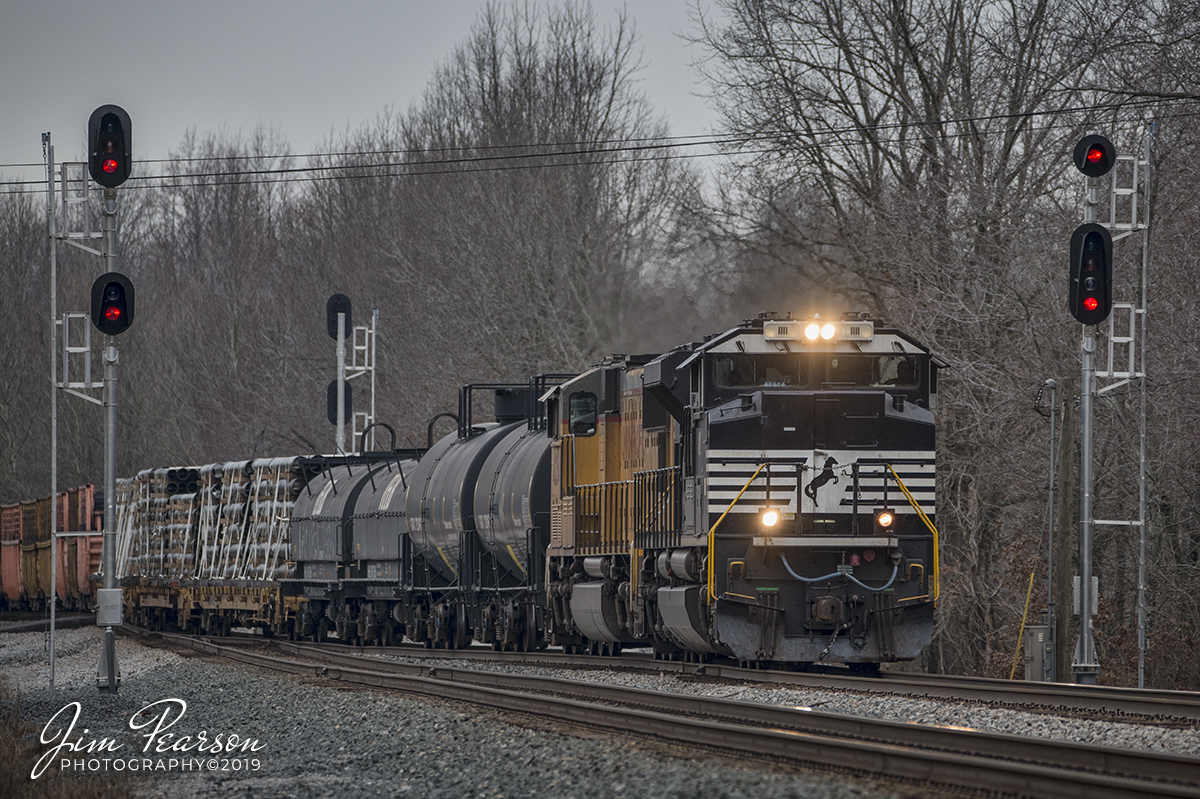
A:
[1068, 223, 1113, 325]
[88, 105, 132, 188]
[1072, 134, 1115, 178]
[326, 293, 353, 339]
[91, 272, 135, 336]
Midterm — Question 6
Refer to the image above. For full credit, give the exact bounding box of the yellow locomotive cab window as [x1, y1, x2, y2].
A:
[568, 392, 597, 437]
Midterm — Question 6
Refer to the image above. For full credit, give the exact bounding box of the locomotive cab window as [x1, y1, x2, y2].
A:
[714, 354, 808, 388]
[874, 355, 919, 388]
[824, 355, 920, 388]
[826, 355, 875, 386]
[568, 392, 597, 436]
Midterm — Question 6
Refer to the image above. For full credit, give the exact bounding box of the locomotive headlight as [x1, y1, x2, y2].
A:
[875, 509, 895, 529]
[820, 323, 836, 340]
[804, 323, 820, 341]
[761, 508, 780, 528]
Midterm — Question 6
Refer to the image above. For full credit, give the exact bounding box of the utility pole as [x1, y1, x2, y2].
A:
[1053, 377, 1077, 683]
[95, 187, 126, 694]
[1074, 325, 1099, 684]
[326, 294, 352, 453]
[44, 132, 60, 689]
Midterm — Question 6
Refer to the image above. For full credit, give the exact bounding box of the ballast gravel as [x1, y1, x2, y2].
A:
[2, 627, 931, 799]
[356, 650, 1200, 758]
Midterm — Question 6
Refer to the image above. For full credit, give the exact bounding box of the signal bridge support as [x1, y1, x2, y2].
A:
[1074, 130, 1153, 688]
[326, 296, 378, 456]
[44, 109, 135, 693]
[347, 309, 379, 453]
[45, 138, 111, 689]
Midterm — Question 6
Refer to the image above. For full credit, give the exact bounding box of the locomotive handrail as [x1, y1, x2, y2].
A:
[706, 463, 767, 605]
[886, 464, 940, 604]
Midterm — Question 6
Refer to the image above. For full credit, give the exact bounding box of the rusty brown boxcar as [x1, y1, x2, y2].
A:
[1, 503, 21, 609]
[19, 498, 52, 610]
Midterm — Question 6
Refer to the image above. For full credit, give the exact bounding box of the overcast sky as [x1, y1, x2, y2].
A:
[1, 1, 724, 184]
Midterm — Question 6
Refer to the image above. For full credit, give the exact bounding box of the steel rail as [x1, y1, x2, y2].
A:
[297, 639, 1200, 722]
[141, 629, 1200, 799]
[121, 626, 1200, 722]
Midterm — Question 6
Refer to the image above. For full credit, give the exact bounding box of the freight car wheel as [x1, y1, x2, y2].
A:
[451, 605, 470, 650]
[521, 616, 538, 653]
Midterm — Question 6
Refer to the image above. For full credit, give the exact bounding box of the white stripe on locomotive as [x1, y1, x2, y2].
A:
[705, 449, 935, 516]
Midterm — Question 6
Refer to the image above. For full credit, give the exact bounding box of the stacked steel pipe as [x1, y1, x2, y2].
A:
[119, 457, 308, 583]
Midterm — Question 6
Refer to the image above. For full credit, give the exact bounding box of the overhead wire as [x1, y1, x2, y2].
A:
[1, 94, 1197, 196]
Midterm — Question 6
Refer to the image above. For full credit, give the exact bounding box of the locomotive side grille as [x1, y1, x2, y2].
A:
[550, 497, 574, 549]
[550, 503, 563, 547]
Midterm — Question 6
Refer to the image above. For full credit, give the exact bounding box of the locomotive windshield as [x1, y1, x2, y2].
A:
[828, 354, 919, 387]
[714, 354, 808, 388]
[713, 353, 919, 389]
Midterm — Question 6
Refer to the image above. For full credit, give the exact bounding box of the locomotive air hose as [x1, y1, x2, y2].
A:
[780, 555, 898, 592]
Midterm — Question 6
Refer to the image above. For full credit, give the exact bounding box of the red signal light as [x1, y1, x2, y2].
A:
[1083, 296, 1099, 311]
[102, 158, 119, 174]
[104, 306, 122, 321]
[1073, 134, 1115, 178]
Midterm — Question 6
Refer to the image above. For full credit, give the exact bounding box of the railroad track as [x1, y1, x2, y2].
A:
[130, 625, 1200, 723]
[0, 612, 96, 634]
[186, 630, 1200, 724]
[127, 626, 1200, 799]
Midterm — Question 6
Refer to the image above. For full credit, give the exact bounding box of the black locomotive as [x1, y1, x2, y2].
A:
[118, 312, 944, 667]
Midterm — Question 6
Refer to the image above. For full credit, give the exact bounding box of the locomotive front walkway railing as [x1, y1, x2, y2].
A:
[572, 466, 682, 555]
[632, 466, 681, 550]
[573, 480, 630, 555]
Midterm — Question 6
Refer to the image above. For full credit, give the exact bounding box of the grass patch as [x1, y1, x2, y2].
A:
[0, 677, 138, 799]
